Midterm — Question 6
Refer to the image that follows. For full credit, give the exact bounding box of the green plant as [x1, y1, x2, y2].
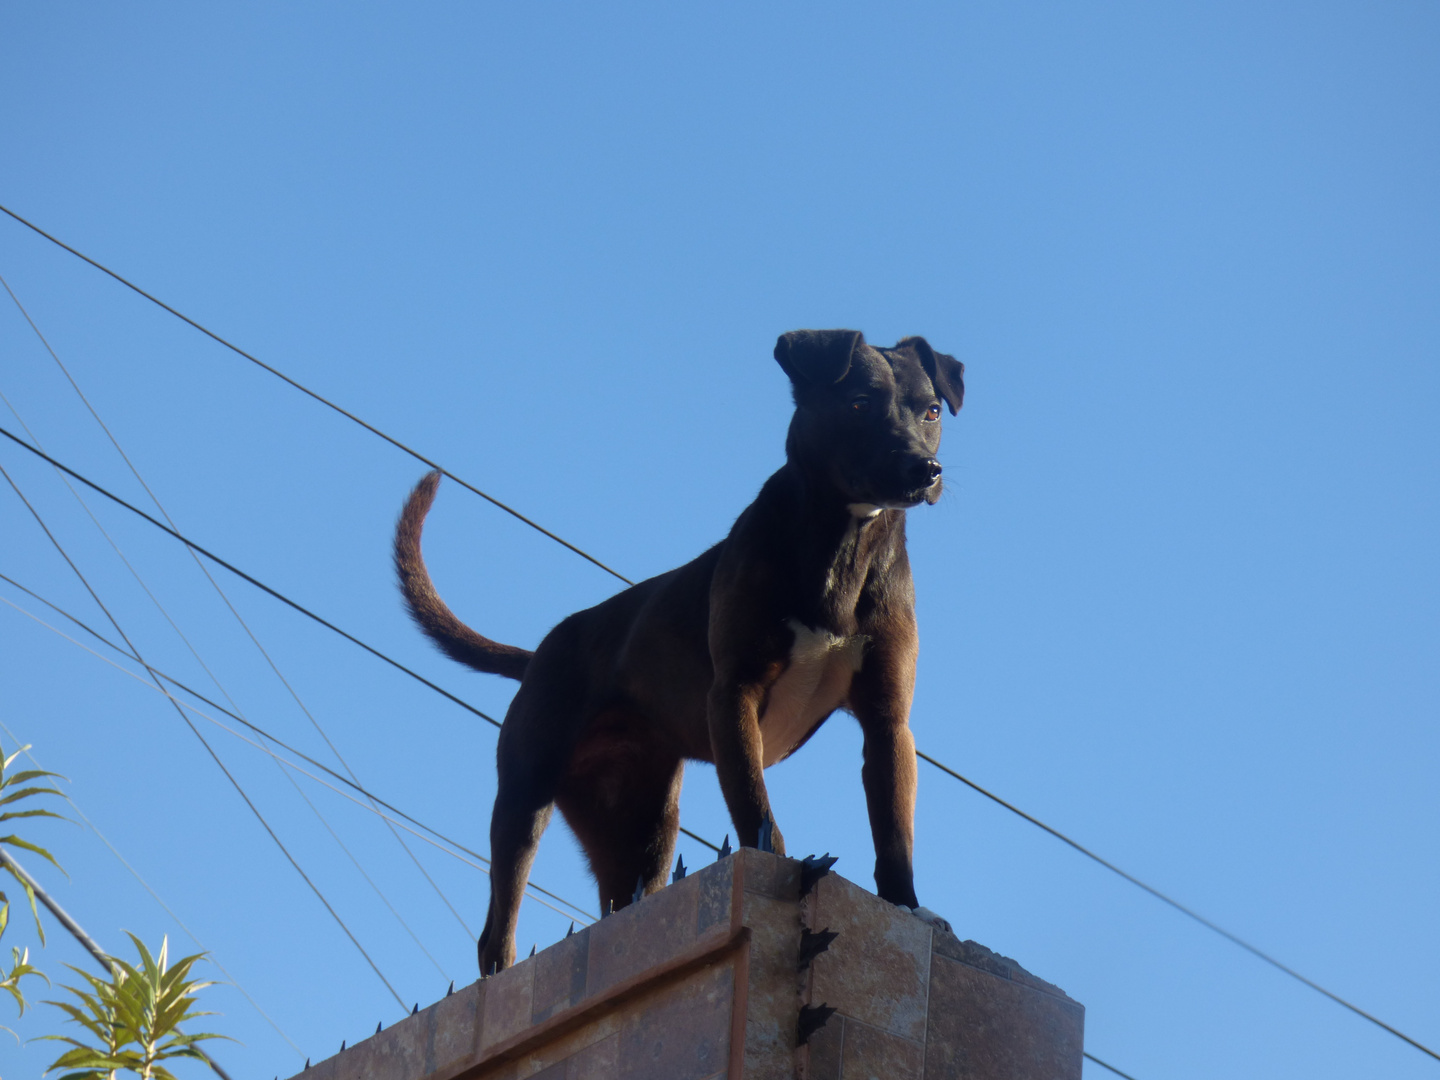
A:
[0, 740, 66, 1040]
[43, 933, 228, 1080]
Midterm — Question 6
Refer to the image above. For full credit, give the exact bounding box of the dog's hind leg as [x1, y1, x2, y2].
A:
[477, 779, 554, 975]
[477, 674, 584, 975]
[555, 719, 684, 916]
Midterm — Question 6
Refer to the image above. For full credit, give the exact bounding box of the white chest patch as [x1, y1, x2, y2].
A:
[758, 619, 867, 767]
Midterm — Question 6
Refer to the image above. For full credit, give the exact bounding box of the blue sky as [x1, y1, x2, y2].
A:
[2, 3, 1437, 1078]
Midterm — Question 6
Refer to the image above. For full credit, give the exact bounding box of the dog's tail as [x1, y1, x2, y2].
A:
[394, 471, 533, 681]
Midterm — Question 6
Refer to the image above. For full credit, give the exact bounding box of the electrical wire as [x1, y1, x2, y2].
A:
[0, 278, 476, 955]
[915, 751, 1439, 1063]
[0, 422, 723, 871]
[0, 592, 597, 927]
[0, 572, 596, 925]
[0, 384, 457, 976]
[0, 203, 631, 587]
[0, 464, 410, 1014]
[7, 421, 1436, 1064]
[1084, 1052, 1140, 1079]
[8, 204, 1431, 1065]
[0, 421, 502, 726]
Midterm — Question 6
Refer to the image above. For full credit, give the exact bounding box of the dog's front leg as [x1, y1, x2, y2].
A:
[849, 629, 921, 909]
[707, 677, 785, 855]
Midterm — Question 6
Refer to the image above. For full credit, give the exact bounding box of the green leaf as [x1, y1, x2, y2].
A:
[2, 768, 67, 787]
[0, 833, 64, 870]
[1, 869, 44, 945]
[0, 785, 66, 807]
[0, 807, 68, 825]
[43, 932, 228, 1079]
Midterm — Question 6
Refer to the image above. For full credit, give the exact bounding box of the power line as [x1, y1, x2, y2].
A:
[0, 382, 458, 975]
[8, 423, 1436, 1065]
[1084, 1051, 1141, 1079]
[0, 463, 409, 1014]
[0, 423, 723, 865]
[1, 277, 475, 957]
[0, 421, 503, 726]
[1, 591, 579, 925]
[0, 590, 598, 927]
[0, 208, 1158, 1074]
[0, 203, 632, 587]
[6, 207, 1427, 1061]
[0, 573, 596, 925]
[915, 751, 1440, 1064]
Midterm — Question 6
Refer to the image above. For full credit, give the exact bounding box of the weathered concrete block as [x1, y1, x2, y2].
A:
[285, 849, 1082, 1080]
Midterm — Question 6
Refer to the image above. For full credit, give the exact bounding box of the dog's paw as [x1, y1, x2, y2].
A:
[901, 905, 954, 934]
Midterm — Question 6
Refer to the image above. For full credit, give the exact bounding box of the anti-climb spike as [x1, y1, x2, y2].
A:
[376, 1021, 383, 1034]
[529, 943, 536, 958]
[304, 1059, 310, 1070]
[566, 921, 575, 937]
[797, 927, 840, 970]
[632, 874, 646, 905]
[411, 1003, 418, 1015]
[758, 818, 775, 853]
[339, 1041, 346, 1053]
[446, 980, 454, 997]
[800, 853, 839, 896]
[672, 853, 687, 882]
[797, 1003, 837, 1045]
[718, 834, 733, 859]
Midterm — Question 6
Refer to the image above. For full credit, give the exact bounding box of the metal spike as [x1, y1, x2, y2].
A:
[632, 874, 646, 905]
[757, 818, 774, 853]
[529, 943, 536, 958]
[304, 1059, 310, 1070]
[797, 927, 840, 971]
[672, 853, 687, 883]
[339, 1040, 346, 1053]
[566, 921, 575, 937]
[797, 1002, 837, 1045]
[490, 962, 499, 977]
[376, 1021, 383, 1034]
[718, 834, 732, 859]
[605, 898, 615, 918]
[800, 853, 838, 896]
[411, 1003, 418, 1015]
[446, 980, 454, 996]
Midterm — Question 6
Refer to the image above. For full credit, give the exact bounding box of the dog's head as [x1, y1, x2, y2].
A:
[775, 329, 964, 508]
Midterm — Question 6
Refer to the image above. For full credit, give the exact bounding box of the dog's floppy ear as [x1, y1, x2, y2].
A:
[896, 335, 965, 414]
[774, 329, 864, 386]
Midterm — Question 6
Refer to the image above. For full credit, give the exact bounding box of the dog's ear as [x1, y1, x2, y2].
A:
[896, 335, 965, 414]
[774, 329, 864, 386]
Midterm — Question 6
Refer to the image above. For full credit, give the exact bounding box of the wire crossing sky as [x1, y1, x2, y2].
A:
[2, 5, 1436, 1079]
[5, 412, 1434, 1064]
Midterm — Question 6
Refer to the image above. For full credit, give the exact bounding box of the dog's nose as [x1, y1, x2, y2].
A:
[907, 458, 942, 487]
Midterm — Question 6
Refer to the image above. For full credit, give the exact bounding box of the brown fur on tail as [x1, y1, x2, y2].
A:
[394, 471, 533, 681]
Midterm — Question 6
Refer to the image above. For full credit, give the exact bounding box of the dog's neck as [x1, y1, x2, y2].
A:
[769, 462, 905, 635]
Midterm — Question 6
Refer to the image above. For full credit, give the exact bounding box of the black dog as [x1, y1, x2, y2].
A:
[395, 329, 964, 973]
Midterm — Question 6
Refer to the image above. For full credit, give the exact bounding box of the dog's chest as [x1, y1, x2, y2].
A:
[758, 619, 866, 767]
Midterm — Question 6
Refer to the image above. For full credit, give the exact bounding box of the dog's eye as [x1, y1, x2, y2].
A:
[925, 403, 941, 422]
[850, 397, 872, 414]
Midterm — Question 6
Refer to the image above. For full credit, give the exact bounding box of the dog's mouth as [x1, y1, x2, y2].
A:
[902, 478, 943, 507]
[873, 483, 941, 510]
